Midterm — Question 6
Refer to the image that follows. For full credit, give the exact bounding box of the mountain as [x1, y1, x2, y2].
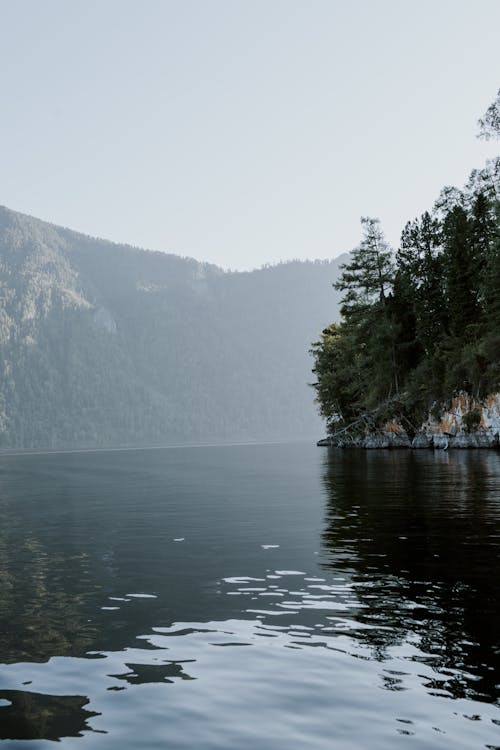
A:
[0, 206, 344, 449]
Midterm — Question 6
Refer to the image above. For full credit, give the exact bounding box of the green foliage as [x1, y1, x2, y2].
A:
[312, 90, 500, 434]
[310, 323, 364, 427]
[332, 217, 400, 403]
[397, 210, 444, 355]
[335, 217, 394, 315]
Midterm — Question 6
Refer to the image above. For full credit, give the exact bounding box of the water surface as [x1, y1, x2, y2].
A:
[0, 444, 499, 748]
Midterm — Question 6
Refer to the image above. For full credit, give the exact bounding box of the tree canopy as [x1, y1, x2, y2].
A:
[478, 87, 500, 140]
[312, 89, 500, 435]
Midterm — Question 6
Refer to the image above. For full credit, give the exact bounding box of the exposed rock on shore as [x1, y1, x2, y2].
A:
[318, 393, 500, 449]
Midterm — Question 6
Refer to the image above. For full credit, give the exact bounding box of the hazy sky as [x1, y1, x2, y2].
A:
[0, 0, 498, 269]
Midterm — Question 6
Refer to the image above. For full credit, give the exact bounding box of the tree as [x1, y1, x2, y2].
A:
[312, 89, 500, 436]
[465, 158, 500, 202]
[310, 324, 363, 427]
[397, 211, 445, 354]
[335, 217, 400, 401]
[335, 217, 394, 317]
[478, 88, 500, 140]
[442, 205, 480, 337]
[479, 198, 500, 392]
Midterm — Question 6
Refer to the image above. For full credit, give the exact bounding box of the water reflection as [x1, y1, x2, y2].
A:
[320, 449, 500, 703]
[0, 445, 499, 748]
[110, 660, 196, 685]
[0, 689, 100, 741]
[0, 495, 98, 664]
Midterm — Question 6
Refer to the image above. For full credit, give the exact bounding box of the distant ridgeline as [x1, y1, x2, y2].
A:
[311, 89, 500, 447]
[0, 208, 345, 449]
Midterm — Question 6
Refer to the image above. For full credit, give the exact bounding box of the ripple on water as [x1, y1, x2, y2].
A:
[0, 569, 498, 749]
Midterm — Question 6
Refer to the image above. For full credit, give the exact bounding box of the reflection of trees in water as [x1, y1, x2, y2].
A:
[110, 660, 196, 685]
[320, 449, 500, 702]
[0, 497, 97, 663]
[0, 690, 100, 741]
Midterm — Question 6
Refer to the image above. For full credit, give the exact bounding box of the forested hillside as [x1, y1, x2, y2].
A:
[311, 90, 500, 436]
[0, 207, 344, 449]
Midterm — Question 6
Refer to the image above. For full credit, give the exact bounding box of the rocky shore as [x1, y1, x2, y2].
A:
[317, 393, 500, 449]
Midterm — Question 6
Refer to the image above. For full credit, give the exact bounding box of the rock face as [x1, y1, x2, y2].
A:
[417, 393, 500, 449]
[364, 421, 412, 449]
[318, 393, 500, 449]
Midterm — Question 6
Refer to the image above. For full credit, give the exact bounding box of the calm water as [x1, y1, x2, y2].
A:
[0, 443, 499, 749]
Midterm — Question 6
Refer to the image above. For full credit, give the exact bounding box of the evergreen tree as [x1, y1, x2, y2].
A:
[480, 199, 500, 391]
[442, 205, 479, 337]
[397, 211, 444, 354]
[335, 217, 394, 316]
[334, 217, 399, 402]
[310, 324, 363, 426]
[478, 88, 500, 140]
[312, 87, 500, 436]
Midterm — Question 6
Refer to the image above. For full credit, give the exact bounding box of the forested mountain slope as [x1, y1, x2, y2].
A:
[0, 206, 343, 449]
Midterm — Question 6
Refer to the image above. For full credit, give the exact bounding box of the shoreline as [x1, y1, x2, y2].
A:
[318, 393, 500, 450]
[317, 435, 500, 449]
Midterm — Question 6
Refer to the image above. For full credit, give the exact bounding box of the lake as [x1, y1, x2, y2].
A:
[0, 443, 499, 749]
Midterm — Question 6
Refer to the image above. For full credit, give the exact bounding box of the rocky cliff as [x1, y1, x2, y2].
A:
[318, 393, 500, 449]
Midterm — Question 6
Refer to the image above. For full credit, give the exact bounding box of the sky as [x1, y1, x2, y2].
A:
[0, 0, 498, 270]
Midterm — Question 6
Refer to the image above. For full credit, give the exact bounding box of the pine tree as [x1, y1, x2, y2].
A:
[312, 87, 500, 435]
[310, 324, 364, 426]
[335, 217, 399, 400]
[478, 88, 500, 140]
[442, 205, 480, 337]
[397, 211, 445, 354]
[335, 217, 394, 316]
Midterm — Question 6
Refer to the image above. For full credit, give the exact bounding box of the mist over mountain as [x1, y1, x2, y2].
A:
[0, 206, 343, 449]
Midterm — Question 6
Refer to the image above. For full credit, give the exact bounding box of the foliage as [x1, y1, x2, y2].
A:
[478, 87, 500, 140]
[312, 90, 500, 434]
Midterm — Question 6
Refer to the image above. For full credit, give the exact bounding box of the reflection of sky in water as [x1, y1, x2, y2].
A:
[1, 568, 499, 749]
[0, 445, 499, 748]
